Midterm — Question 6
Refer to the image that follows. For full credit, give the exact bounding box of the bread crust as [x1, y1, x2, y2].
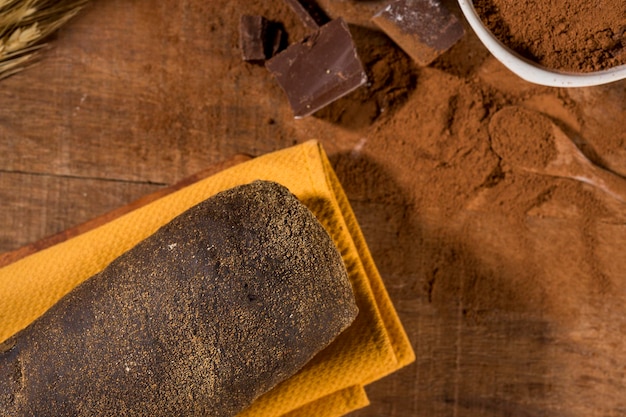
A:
[0, 180, 358, 417]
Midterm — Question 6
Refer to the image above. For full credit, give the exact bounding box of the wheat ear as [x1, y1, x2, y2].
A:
[0, 0, 88, 79]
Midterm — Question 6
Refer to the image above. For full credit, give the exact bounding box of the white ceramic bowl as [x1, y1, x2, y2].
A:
[457, 0, 626, 87]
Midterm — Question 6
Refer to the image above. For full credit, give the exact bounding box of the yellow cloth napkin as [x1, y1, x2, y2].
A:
[0, 140, 414, 416]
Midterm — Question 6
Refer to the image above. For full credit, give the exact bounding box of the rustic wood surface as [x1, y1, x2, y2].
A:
[1, 1, 625, 416]
[0, 154, 250, 267]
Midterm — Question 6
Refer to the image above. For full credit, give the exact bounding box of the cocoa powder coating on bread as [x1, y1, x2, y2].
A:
[0, 180, 358, 417]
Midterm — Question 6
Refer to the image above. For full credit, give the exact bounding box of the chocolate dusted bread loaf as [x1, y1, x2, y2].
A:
[0, 180, 358, 416]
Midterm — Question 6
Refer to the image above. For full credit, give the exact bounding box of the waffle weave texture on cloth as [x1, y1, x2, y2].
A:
[0, 140, 414, 417]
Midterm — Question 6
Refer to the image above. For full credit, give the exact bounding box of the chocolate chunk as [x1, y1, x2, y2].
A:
[265, 18, 368, 118]
[268, 23, 285, 57]
[283, 0, 320, 32]
[372, 0, 465, 66]
[240, 15, 268, 61]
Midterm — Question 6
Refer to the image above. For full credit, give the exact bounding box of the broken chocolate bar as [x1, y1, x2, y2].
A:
[372, 0, 465, 66]
[265, 18, 368, 118]
[283, 0, 321, 32]
[240, 15, 268, 61]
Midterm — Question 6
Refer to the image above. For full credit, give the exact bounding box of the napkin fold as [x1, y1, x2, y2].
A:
[0, 140, 414, 416]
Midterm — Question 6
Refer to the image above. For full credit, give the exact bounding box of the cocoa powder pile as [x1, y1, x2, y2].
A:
[474, 0, 626, 72]
[488, 106, 558, 171]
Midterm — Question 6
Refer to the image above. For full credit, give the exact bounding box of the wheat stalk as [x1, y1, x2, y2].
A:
[0, 0, 88, 79]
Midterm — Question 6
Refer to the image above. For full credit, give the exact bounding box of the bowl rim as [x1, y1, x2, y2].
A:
[457, 0, 626, 87]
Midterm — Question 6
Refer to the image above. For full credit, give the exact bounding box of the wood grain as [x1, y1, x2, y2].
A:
[0, 155, 249, 267]
[0, 171, 162, 254]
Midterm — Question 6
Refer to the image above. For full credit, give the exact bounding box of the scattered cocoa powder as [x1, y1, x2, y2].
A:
[302, 4, 626, 348]
[473, 0, 626, 72]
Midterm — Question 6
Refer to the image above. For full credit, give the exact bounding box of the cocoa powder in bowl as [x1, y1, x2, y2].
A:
[473, 0, 626, 72]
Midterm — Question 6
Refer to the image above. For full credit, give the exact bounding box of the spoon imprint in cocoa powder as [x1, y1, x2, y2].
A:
[489, 106, 626, 203]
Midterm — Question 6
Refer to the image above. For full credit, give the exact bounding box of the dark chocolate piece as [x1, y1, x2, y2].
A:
[240, 15, 268, 61]
[284, 0, 320, 31]
[0, 181, 358, 417]
[372, 0, 465, 66]
[283, 0, 331, 33]
[265, 18, 368, 118]
[268, 23, 285, 57]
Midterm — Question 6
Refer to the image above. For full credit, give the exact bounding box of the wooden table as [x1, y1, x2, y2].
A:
[1, 1, 625, 416]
